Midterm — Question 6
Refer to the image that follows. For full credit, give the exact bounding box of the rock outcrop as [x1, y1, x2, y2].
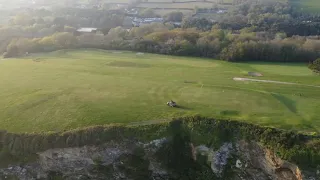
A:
[195, 141, 316, 180]
[0, 139, 318, 180]
[0, 140, 169, 180]
[236, 140, 303, 180]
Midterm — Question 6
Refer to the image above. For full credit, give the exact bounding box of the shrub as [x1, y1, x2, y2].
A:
[309, 58, 320, 73]
[3, 46, 19, 58]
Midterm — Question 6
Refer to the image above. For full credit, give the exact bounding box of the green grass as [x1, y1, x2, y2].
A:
[290, 0, 320, 13]
[0, 49, 319, 133]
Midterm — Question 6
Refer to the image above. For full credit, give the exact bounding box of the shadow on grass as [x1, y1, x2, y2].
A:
[183, 80, 198, 84]
[220, 110, 240, 116]
[271, 93, 297, 113]
[245, 61, 309, 67]
[108, 61, 151, 68]
[175, 105, 193, 110]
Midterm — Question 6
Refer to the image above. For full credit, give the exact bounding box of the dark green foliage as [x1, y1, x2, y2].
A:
[308, 58, 320, 73]
[117, 151, 152, 179]
[1, 117, 319, 170]
[182, 18, 213, 31]
[1, 1, 320, 63]
[3, 46, 19, 58]
[99, 27, 111, 35]
[139, 8, 158, 18]
[2, 19, 320, 62]
[181, 116, 319, 169]
[47, 171, 64, 180]
[164, 11, 183, 22]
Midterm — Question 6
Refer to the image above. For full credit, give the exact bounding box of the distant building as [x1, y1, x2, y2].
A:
[77, 28, 98, 34]
[196, 8, 227, 14]
[125, 8, 138, 16]
[132, 17, 164, 27]
[164, 21, 182, 28]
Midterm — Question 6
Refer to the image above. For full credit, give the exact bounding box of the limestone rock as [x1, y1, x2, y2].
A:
[0, 139, 317, 180]
[237, 140, 303, 180]
[210, 143, 233, 176]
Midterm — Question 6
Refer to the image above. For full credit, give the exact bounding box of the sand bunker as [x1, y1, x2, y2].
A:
[233, 77, 320, 88]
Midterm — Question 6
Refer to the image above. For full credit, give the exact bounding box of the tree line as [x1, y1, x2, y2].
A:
[3, 23, 320, 63]
[1, 0, 320, 63]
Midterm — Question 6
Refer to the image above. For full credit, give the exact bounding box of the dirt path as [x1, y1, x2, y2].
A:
[233, 77, 320, 88]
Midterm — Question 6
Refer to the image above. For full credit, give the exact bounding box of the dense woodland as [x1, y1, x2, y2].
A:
[1, 0, 320, 63]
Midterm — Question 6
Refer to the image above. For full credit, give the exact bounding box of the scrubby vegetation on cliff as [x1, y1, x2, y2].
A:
[1, 117, 319, 170]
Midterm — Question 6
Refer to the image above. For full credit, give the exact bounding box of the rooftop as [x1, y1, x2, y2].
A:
[77, 28, 98, 33]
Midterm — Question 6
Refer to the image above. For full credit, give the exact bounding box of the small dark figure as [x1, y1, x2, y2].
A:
[167, 100, 177, 107]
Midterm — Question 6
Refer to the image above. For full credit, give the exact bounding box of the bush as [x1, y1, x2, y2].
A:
[2, 52, 9, 58]
[3, 46, 19, 58]
[309, 58, 320, 73]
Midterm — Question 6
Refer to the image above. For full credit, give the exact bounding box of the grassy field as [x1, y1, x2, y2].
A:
[0, 49, 319, 134]
[290, 0, 320, 13]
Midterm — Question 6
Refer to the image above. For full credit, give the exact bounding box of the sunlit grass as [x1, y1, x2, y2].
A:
[0, 49, 319, 133]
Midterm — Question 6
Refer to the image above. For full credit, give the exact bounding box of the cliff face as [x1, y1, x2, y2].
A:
[0, 118, 319, 179]
[0, 139, 318, 180]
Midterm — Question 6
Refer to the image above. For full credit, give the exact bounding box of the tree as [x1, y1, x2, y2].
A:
[130, 23, 171, 38]
[52, 32, 77, 48]
[107, 27, 128, 40]
[10, 14, 35, 26]
[164, 11, 183, 22]
[182, 18, 213, 31]
[303, 39, 320, 52]
[77, 34, 107, 47]
[38, 36, 56, 51]
[53, 17, 67, 26]
[275, 32, 287, 40]
[139, 8, 158, 18]
[3, 45, 19, 58]
[100, 27, 111, 35]
[309, 58, 320, 73]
